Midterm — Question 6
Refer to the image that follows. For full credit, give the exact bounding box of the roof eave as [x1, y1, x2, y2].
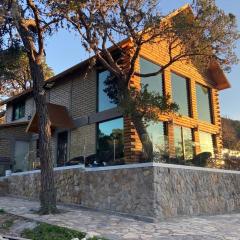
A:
[208, 61, 231, 91]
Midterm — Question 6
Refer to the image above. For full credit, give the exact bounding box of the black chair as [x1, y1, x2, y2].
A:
[66, 156, 85, 166]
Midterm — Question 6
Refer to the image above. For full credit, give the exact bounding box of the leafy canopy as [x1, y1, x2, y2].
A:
[0, 45, 54, 98]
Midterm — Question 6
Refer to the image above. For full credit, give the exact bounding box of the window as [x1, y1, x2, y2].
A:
[199, 131, 215, 156]
[196, 84, 213, 123]
[12, 101, 25, 121]
[171, 73, 190, 116]
[140, 58, 163, 95]
[146, 121, 168, 159]
[174, 126, 194, 160]
[98, 70, 117, 112]
[97, 118, 124, 163]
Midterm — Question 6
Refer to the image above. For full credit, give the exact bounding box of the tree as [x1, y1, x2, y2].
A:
[222, 117, 240, 151]
[52, 0, 239, 160]
[0, 46, 54, 98]
[0, 0, 62, 214]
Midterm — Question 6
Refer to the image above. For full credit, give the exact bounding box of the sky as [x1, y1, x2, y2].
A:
[44, 0, 240, 120]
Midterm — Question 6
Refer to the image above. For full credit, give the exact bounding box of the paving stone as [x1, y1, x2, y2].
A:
[0, 197, 240, 240]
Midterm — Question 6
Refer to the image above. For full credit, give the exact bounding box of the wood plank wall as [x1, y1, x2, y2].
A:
[124, 41, 223, 162]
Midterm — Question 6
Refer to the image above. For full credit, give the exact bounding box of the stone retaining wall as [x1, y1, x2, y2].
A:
[1, 163, 240, 220]
[0, 179, 8, 196]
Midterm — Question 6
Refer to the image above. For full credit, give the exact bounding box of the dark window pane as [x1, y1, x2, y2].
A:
[171, 73, 190, 116]
[98, 118, 124, 163]
[146, 122, 168, 159]
[196, 84, 212, 123]
[174, 126, 194, 160]
[12, 101, 25, 121]
[98, 70, 117, 112]
[140, 58, 163, 95]
[199, 131, 214, 156]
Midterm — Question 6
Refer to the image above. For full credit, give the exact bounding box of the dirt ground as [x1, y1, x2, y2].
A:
[0, 212, 37, 238]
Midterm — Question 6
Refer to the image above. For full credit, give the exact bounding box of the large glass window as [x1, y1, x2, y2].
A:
[12, 101, 25, 121]
[98, 70, 117, 112]
[140, 58, 163, 95]
[146, 122, 168, 159]
[174, 126, 194, 160]
[97, 118, 124, 164]
[199, 131, 215, 156]
[171, 73, 190, 116]
[196, 84, 213, 123]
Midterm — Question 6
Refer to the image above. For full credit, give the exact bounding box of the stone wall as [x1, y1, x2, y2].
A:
[0, 178, 8, 196]
[2, 163, 240, 220]
[153, 165, 240, 218]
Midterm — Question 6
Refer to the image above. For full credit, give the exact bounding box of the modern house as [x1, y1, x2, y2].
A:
[0, 5, 230, 175]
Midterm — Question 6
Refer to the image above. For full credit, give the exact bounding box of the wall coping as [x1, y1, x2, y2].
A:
[85, 162, 240, 175]
[0, 164, 85, 178]
[1, 162, 240, 179]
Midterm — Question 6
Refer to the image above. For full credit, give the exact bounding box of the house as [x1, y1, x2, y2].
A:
[0, 111, 5, 124]
[0, 5, 230, 175]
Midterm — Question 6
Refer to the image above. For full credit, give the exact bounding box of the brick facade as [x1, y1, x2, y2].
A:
[0, 40, 226, 170]
[0, 123, 31, 175]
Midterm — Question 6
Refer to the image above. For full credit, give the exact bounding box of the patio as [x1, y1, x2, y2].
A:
[0, 196, 240, 240]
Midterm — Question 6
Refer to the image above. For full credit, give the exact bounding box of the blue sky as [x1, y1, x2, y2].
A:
[44, 0, 240, 120]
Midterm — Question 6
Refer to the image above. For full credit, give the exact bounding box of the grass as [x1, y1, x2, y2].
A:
[0, 208, 5, 214]
[1, 219, 14, 230]
[21, 223, 107, 240]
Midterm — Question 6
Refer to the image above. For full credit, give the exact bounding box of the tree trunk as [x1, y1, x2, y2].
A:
[29, 59, 57, 214]
[131, 114, 154, 161]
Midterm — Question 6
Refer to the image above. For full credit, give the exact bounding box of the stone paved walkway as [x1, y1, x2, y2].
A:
[0, 197, 240, 240]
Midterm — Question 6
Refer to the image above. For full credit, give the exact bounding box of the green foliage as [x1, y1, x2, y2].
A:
[21, 223, 108, 240]
[222, 117, 240, 151]
[0, 46, 54, 98]
[1, 219, 14, 230]
[21, 223, 86, 240]
[0, 208, 5, 214]
[121, 84, 179, 123]
[172, 0, 240, 72]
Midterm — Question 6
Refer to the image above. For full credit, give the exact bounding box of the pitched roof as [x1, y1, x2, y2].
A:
[0, 4, 231, 106]
[0, 89, 33, 106]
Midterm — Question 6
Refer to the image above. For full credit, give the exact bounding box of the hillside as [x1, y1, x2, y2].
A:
[222, 117, 240, 151]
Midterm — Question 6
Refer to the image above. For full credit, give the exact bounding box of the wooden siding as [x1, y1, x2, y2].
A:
[126, 41, 223, 161]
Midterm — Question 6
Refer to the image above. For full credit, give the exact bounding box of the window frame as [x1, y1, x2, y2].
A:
[199, 131, 215, 157]
[195, 82, 214, 124]
[12, 100, 26, 121]
[96, 116, 125, 161]
[174, 125, 195, 160]
[97, 69, 117, 113]
[171, 71, 192, 118]
[146, 121, 168, 157]
[139, 56, 165, 96]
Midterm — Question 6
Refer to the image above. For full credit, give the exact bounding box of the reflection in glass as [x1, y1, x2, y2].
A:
[174, 126, 194, 160]
[12, 101, 25, 120]
[98, 70, 117, 112]
[97, 118, 124, 163]
[171, 73, 190, 116]
[199, 131, 214, 156]
[146, 122, 168, 160]
[140, 58, 163, 95]
[196, 84, 212, 123]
